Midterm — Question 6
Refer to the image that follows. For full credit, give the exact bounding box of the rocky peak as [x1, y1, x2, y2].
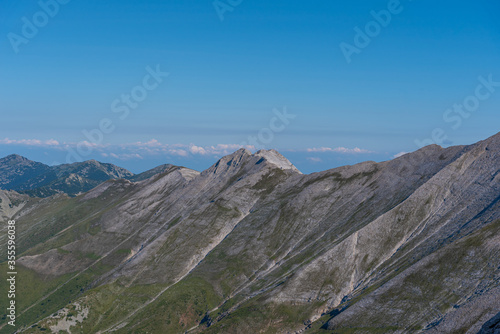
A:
[203, 148, 301, 178]
[0, 154, 34, 165]
[254, 149, 301, 174]
[0, 155, 52, 190]
[203, 148, 252, 176]
[3, 153, 26, 160]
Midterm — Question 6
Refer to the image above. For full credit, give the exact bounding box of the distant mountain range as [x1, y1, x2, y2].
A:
[0, 133, 499, 333]
[0, 154, 175, 197]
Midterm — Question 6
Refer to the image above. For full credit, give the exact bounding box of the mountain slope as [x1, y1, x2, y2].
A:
[0, 133, 499, 334]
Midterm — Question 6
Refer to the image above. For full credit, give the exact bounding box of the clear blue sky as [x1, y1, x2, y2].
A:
[1, 0, 499, 173]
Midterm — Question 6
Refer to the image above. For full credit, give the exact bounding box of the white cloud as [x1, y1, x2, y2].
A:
[109, 153, 143, 160]
[0, 137, 276, 160]
[129, 139, 163, 148]
[0, 138, 60, 147]
[307, 157, 322, 163]
[0, 136, 374, 158]
[45, 139, 60, 146]
[0, 138, 258, 158]
[78, 141, 106, 148]
[169, 149, 188, 157]
[306, 146, 373, 154]
[189, 145, 208, 155]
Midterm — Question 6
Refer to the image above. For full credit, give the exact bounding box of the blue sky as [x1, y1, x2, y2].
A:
[1, 0, 499, 174]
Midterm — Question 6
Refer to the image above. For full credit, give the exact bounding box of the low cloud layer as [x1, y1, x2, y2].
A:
[0, 137, 256, 160]
[306, 146, 374, 154]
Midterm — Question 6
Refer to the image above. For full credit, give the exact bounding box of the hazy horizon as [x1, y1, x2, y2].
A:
[1, 130, 498, 175]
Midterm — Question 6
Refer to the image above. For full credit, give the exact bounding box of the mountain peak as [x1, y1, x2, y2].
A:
[234, 147, 252, 156]
[254, 149, 301, 174]
[204, 148, 252, 176]
[1, 154, 30, 163]
[203, 148, 302, 176]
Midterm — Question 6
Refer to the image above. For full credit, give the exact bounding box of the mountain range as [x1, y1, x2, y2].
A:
[0, 133, 499, 333]
[0, 154, 176, 197]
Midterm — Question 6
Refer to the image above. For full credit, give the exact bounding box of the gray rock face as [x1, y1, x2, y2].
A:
[1, 132, 499, 334]
[0, 189, 30, 221]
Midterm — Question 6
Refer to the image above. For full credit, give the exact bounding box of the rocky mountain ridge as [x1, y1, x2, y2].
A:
[0, 133, 499, 334]
[0, 155, 172, 197]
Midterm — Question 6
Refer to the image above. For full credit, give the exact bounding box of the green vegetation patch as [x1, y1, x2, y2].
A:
[117, 276, 222, 334]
